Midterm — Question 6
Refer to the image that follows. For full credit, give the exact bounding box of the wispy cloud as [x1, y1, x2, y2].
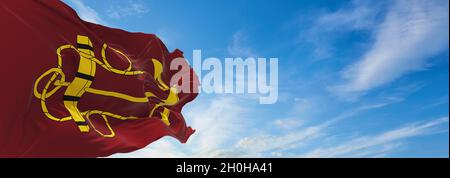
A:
[315, 0, 379, 31]
[234, 123, 327, 157]
[302, 117, 449, 157]
[332, 0, 449, 99]
[106, 1, 149, 19]
[300, 0, 380, 60]
[273, 118, 303, 130]
[112, 94, 447, 158]
[186, 98, 248, 155]
[111, 97, 249, 157]
[97, 0, 448, 158]
[231, 102, 394, 157]
[416, 95, 449, 112]
[67, 0, 107, 25]
[227, 30, 258, 57]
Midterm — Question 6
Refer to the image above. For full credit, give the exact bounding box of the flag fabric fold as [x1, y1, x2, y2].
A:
[0, 0, 198, 157]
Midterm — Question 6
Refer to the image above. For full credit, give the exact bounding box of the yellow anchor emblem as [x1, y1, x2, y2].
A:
[33, 35, 179, 137]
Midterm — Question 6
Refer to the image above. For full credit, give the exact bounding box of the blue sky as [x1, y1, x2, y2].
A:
[64, 0, 449, 158]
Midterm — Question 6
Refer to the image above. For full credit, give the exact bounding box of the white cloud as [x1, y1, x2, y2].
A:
[273, 118, 303, 130]
[186, 98, 247, 154]
[316, 0, 379, 31]
[111, 97, 249, 158]
[154, 27, 177, 51]
[333, 0, 449, 98]
[301, 0, 380, 60]
[234, 123, 327, 156]
[68, 0, 107, 25]
[107, 1, 149, 19]
[111, 95, 447, 158]
[302, 117, 449, 158]
[112, 139, 188, 158]
[227, 30, 258, 57]
[231, 102, 393, 157]
[291, 98, 313, 114]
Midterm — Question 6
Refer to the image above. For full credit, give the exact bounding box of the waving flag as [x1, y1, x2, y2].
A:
[0, 0, 198, 157]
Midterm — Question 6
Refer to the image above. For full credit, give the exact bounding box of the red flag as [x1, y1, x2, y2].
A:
[0, 0, 198, 157]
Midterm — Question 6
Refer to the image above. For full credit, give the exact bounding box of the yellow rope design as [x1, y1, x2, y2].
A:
[33, 36, 178, 137]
